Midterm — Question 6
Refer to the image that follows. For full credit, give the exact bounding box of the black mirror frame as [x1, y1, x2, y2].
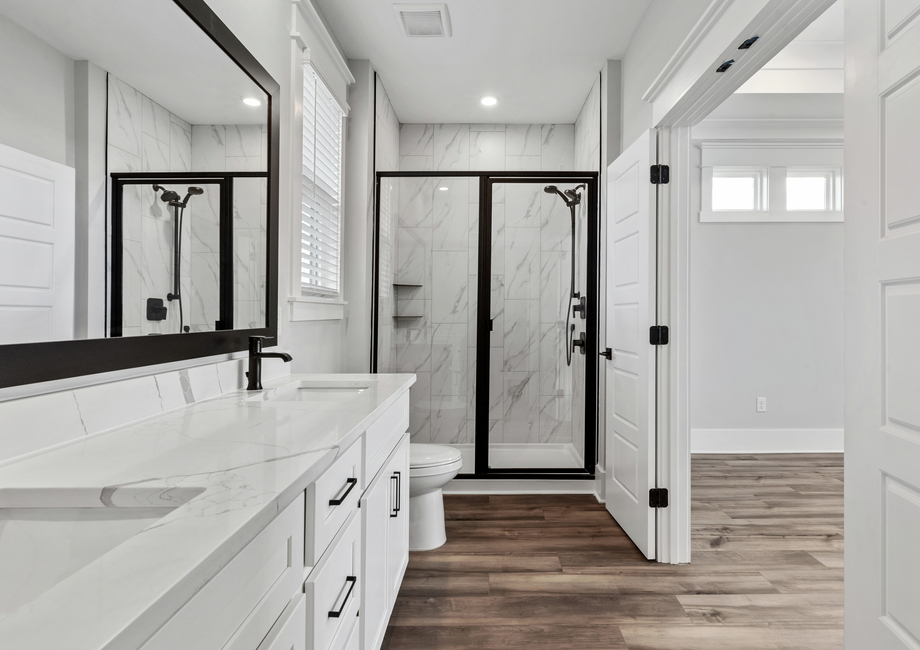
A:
[0, 0, 281, 390]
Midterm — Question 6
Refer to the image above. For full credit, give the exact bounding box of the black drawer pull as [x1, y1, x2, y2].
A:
[329, 478, 357, 506]
[328, 576, 357, 618]
[390, 471, 401, 517]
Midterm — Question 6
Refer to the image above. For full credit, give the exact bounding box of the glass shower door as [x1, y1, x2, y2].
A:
[483, 179, 589, 471]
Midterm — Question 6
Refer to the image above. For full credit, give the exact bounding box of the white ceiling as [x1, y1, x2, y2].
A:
[314, 0, 653, 124]
[1, 0, 267, 125]
[737, 0, 843, 93]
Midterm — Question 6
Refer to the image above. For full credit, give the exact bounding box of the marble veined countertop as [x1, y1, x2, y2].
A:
[0, 373, 415, 650]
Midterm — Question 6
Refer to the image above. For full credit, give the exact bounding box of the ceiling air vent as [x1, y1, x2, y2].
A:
[394, 3, 452, 37]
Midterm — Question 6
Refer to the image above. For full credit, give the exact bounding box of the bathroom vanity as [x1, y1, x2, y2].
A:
[0, 373, 414, 650]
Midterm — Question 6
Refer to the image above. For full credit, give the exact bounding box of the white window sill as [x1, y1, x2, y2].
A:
[699, 210, 843, 223]
[289, 296, 347, 322]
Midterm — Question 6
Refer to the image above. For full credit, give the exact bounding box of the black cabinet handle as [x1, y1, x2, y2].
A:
[328, 576, 357, 618]
[329, 477, 357, 506]
[390, 471, 402, 517]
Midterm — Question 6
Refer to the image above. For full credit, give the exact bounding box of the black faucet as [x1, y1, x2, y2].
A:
[247, 336, 293, 390]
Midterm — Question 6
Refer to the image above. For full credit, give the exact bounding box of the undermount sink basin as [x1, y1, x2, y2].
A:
[247, 380, 370, 404]
[0, 487, 202, 616]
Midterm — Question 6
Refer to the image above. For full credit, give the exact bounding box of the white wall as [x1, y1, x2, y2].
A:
[0, 13, 74, 167]
[619, 0, 714, 149]
[688, 97, 845, 453]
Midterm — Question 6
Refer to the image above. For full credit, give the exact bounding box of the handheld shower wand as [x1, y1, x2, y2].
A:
[544, 184, 586, 366]
[154, 185, 204, 333]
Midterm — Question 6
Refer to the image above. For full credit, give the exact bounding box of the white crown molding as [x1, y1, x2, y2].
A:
[291, 0, 355, 86]
[643, 0, 734, 103]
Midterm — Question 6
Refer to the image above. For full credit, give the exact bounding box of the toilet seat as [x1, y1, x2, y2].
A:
[410, 443, 462, 469]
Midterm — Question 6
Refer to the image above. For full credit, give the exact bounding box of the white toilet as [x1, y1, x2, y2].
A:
[408, 443, 463, 551]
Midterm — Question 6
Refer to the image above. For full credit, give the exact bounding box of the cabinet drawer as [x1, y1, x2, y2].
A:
[363, 392, 409, 486]
[304, 510, 361, 650]
[142, 494, 305, 650]
[255, 594, 306, 650]
[306, 438, 362, 567]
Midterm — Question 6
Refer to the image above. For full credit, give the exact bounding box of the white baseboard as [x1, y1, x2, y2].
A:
[443, 479, 596, 495]
[594, 464, 606, 503]
[691, 428, 844, 454]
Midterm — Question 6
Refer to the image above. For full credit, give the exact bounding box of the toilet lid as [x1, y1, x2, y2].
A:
[410, 443, 462, 468]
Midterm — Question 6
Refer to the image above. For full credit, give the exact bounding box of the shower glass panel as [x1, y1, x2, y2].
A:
[486, 180, 587, 471]
[376, 176, 478, 472]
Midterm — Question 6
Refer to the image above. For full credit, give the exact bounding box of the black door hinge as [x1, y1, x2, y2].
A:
[649, 488, 669, 508]
[649, 325, 669, 345]
[650, 164, 669, 184]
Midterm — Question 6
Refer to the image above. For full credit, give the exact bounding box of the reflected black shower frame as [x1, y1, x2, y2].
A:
[372, 171, 599, 480]
[110, 171, 267, 336]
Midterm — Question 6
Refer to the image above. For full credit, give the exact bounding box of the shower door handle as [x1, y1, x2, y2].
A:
[600, 347, 612, 360]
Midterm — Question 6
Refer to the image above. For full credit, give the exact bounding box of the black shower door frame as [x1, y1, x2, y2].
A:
[110, 171, 267, 336]
[373, 171, 599, 480]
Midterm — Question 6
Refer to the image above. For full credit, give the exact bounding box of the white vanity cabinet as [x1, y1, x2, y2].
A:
[359, 433, 409, 650]
[136, 389, 410, 650]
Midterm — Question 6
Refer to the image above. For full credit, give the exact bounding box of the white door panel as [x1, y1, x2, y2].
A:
[846, 1, 920, 647]
[604, 130, 658, 559]
[0, 143, 75, 344]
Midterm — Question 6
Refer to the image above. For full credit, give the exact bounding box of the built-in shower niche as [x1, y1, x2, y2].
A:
[111, 173, 267, 336]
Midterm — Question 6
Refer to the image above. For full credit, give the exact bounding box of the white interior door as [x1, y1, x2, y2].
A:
[846, 1, 920, 647]
[604, 129, 658, 559]
[0, 142, 75, 345]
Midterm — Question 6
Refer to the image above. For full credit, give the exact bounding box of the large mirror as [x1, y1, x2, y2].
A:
[0, 0, 279, 387]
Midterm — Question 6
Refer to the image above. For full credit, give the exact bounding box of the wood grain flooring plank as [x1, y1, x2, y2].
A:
[407, 553, 563, 574]
[383, 625, 628, 649]
[489, 572, 779, 596]
[618, 626, 843, 649]
[390, 595, 691, 627]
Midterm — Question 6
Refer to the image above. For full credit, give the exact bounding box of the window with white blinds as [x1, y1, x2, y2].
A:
[302, 66, 344, 295]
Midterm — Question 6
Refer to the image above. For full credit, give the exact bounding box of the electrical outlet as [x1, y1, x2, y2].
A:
[756, 397, 767, 413]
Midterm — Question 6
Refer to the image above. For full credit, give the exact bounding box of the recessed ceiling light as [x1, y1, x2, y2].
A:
[438, 186, 449, 191]
[242, 97, 262, 107]
[480, 96, 498, 107]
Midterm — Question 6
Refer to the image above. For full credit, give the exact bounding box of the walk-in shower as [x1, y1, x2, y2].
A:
[373, 172, 598, 479]
[153, 184, 203, 333]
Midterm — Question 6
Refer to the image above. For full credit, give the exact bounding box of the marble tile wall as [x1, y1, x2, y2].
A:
[0, 357, 287, 465]
[384, 122, 588, 452]
[190, 124, 269, 330]
[108, 74, 267, 335]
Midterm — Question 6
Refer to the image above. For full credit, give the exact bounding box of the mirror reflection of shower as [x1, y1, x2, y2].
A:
[152, 184, 204, 333]
[544, 183, 587, 366]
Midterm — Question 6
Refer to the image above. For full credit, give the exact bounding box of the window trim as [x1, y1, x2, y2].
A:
[699, 141, 843, 223]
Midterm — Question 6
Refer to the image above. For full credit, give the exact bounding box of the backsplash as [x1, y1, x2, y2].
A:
[0, 357, 288, 465]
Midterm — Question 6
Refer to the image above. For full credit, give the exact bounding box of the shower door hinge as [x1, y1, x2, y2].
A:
[649, 488, 669, 508]
[650, 164, 669, 185]
[649, 325, 669, 345]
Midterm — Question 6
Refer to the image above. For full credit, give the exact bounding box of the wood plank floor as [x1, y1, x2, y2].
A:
[383, 453, 843, 650]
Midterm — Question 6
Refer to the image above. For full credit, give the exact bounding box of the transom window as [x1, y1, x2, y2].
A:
[700, 142, 843, 223]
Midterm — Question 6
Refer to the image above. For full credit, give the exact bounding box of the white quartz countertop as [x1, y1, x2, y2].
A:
[0, 373, 415, 650]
